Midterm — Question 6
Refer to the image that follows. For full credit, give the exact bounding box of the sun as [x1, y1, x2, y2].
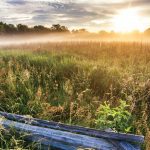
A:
[113, 8, 142, 33]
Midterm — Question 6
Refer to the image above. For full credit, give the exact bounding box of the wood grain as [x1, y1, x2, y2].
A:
[0, 111, 144, 144]
[0, 118, 117, 150]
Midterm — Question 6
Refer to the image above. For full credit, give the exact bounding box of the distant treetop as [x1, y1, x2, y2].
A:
[0, 21, 150, 36]
[0, 22, 70, 34]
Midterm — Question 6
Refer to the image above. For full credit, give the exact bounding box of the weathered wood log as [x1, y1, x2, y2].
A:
[0, 111, 144, 143]
[0, 111, 144, 150]
[0, 118, 117, 150]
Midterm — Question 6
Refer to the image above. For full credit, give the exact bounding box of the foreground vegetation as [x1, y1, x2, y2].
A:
[0, 41, 150, 149]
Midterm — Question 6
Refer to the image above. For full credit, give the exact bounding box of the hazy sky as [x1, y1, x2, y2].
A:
[0, 0, 150, 32]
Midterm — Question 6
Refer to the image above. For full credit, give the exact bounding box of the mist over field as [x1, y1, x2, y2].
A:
[0, 33, 70, 46]
[0, 33, 150, 48]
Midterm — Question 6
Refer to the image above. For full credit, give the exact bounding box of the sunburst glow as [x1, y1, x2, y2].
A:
[113, 8, 143, 33]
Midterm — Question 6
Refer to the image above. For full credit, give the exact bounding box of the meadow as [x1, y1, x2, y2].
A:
[0, 41, 150, 149]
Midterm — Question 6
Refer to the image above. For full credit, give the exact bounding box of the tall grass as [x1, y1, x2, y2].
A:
[0, 41, 150, 149]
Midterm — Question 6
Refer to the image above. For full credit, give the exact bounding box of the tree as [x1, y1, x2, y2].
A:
[72, 28, 88, 33]
[50, 24, 69, 32]
[0, 22, 17, 34]
[0, 22, 5, 33]
[0, 22, 71, 34]
[5, 24, 17, 33]
[60, 25, 69, 32]
[33, 25, 50, 33]
[17, 24, 29, 33]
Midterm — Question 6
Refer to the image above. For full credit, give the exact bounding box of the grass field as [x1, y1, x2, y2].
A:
[0, 41, 150, 149]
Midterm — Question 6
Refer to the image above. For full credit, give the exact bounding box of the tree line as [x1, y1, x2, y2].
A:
[0, 22, 70, 34]
[0, 21, 150, 36]
[0, 22, 90, 34]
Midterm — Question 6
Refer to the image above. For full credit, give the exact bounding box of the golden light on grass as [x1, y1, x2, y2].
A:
[113, 8, 143, 33]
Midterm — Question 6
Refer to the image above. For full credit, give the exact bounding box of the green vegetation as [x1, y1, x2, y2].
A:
[0, 125, 36, 149]
[95, 99, 132, 133]
[1, 21, 150, 38]
[0, 41, 150, 149]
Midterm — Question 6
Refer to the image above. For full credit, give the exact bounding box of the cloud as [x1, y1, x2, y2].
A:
[6, 0, 27, 5]
[0, 0, 150, 31]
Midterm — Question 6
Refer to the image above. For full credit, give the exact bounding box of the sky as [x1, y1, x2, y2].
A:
[0, 0, 150, 32]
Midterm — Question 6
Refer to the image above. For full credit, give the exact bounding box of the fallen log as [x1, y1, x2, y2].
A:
[0, 111, 144, 150]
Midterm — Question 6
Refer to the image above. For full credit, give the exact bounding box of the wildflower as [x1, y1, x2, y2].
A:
[23, 69, 30, 81]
